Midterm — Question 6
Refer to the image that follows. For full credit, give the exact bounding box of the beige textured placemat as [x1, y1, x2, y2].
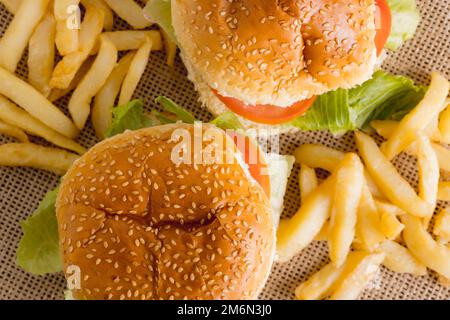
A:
[0, 0, 449, 300]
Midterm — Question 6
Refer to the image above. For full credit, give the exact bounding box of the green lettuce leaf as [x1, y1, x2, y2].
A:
[105, 100, 154, 138]
[350, 70, 426, 129]
[210, 111, 243, 131]
[143, 0, 176, 43]
[290, 71, 425, 133]
[386, 0, 420, 51]
[16, 187, 62, 275]
[290, 89, 354, 135]
[155, 96, 196, 124]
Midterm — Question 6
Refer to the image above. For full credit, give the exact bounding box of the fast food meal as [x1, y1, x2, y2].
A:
[0, 0, 449, 301]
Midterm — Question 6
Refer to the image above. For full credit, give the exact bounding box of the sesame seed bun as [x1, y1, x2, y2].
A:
[172, 0, 377, 108]
[56, 124, 275, 300]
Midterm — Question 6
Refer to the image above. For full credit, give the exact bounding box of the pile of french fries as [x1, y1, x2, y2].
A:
[278, 72, 450, 300]
[0, 0, 172, 174]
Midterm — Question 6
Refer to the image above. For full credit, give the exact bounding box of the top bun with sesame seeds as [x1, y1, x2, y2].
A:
[56, 123, 275, 300]
[172, 0, 378, 129]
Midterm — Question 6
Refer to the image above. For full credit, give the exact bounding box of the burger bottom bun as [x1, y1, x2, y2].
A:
[57, 124, 275, 300]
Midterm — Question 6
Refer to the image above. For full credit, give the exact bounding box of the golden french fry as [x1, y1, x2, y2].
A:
[118, 37, 152, 106]
[295, 260, 348, 300]
[0, 120, 28, 142]
[81, 0, 113, 30]
[0, 95, 85, 154]
[92, 52, 135, 139]
[295, 144, 344, 172]
[69, 35, 117, 130]
[416, 134, 439, 221]
[356, 185, 385, 251]
[434, 208, 450, 242]
[54, 0, 80, 55]
[50, 4, 104, 89]
[439, 101, 450, 144]
[0, 143, 78, 175]
[355, 131, 430, 217]
[438, 182, 450, 201]
[104, 0, 151, 29]
[49, 57, 95, 102]
[402, 214, 450, 278]
[382, 73, 450, 159]
[329, 153, 364, 266]
[299, 164, 318, 204]
[91, 30, 162, 54]
[0, 67, 78, 138]
[433, 144, 450, 172]
[294, 144, 383, 199]
[375, 200, 405, 240]
[161, 29, 177, 66]
[0, 0, 50, 72]
[379, 240, 427, 276]
[330, 252, 385, 300]
[28, 13, 56, 97]
[314, 222, 329, 241]
[277, 176, 334, 263]
[0, 0, 21, 13]
[372, 119, 450, 172]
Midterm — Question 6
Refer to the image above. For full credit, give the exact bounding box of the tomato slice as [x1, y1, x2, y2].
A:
[375, 0, 392, 55]
[213, 89, 316, 125]
[228, 132, 271, 198]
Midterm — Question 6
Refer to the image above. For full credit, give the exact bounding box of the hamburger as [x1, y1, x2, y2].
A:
[55, 123, 292, 300]
[145, 0, 422, 133]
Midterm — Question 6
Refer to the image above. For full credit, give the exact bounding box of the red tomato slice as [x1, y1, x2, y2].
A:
[213, 90, 316, 125]
[375, 0, 392, 55]
[228, 132, 271, 198]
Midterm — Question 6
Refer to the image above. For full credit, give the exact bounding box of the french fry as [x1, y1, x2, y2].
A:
[54, 0, 80, 55]
[277, 176, 334, 263]
[0, 0, 21, 14]
[118, 37, 152, 106]
[380, 240, 427, 276]
[329, 251, 385, 300]
[295, 260, 349, 300]
[355, 131, 430, 217]
[68, 35, 117, 129]
[299, 164, 318, 203]
[372, 119, 450, 172]
[92, 52, 135, 140]
[416, 134, 439, 222]
[81, 0, 113, 30]
[402, 214, 450, 278]
[438, 182, 450, 201]
[381, 73, 450, 159]
[439, 101, 450, 144]
[356, 185, 385, 251]
[49, 57, 95, 102]
[0, 120, 28, 142]
[91, 30, 162, 54]
[104, 0, 151, 29]
[434, 208, 450, 242]
[314, 222, 329, 241]
[28, 13, 56, 97]
[0, 0, 50, 72]
[50, 4, 104, 89]
[0, 67, 78, 138]
[0, 143, 78, 175]
[161, 29, 177, 66]
[375, 200, 405, 240]
[294, 144, 383, 199]
[329, 153, 364, 266]
[0, 95, 85, 154]
[433, 144, 450, 172]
